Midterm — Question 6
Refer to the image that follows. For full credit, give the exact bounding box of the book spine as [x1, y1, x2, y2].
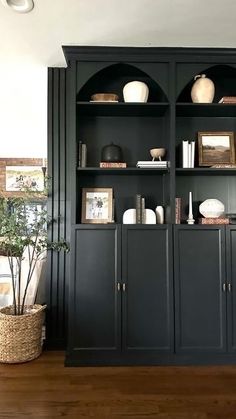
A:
[141, 197, 146, 224]
[199, 217, 229, 225]
[191, 141, 195, 168]
[77, 141, 82, 168]
[81, 143, 87, 168]
[182, 141, 189, 168]
[175, 197, 181, 224]
[100, 162, 127, 168]
[135, 194, 142, 224]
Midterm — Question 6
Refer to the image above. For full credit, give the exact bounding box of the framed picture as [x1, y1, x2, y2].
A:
[0, 158, 46, 197]
[198, 131, 235, 166]
[81, 188, 113, 224]
[5, 166, 44, 192]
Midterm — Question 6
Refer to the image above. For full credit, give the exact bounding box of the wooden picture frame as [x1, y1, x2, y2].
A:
[198, 131, 235, 166]
[81, 188, 113, 224]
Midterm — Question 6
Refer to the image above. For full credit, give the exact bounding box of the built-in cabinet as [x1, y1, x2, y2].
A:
[66, 225, 172, 365]
[47, 46, 236, 364]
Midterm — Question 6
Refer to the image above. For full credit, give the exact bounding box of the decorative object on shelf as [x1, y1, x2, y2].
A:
[90, 93, 119, 102]
[155, 206, 164, 224]
[199, 217, 229, 225]
[191, 74, 215, 103]
[175, 197, 182, 224]
[101, 143, 123, 163]
[100, 162, 127, 168]
[182, 140, 195, 168]
[122, 208, 156, 224]
[77, 141, 87, 168]
[219, 96, 236, 104]
[199, 199, 225, 218]
[150, 148, 166, 161]
[81, 188, 113, 224]
[187, 192, 195, 224]
[198, 131, 235, 166]
[123, 81, 149, 103]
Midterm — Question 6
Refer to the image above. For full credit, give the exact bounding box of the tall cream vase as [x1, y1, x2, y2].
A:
[191, 74, 215, 103]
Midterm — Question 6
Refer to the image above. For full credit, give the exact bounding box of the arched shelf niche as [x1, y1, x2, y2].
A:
[177, 64, 236, 103]
[77, 63, 168, 102]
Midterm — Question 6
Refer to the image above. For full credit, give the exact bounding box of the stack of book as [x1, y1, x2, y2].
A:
[182, 140, 195, 168]
[136, 160, 169, 168]
[218, 96, 236, 104]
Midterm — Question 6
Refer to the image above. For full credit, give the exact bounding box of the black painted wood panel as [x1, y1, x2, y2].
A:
[47, 67, 68, 348]
[174, 226, 226, 353]
[66, 225, 121, 359]
[122, 225, 173, 352]
[226, 227, 236, 352]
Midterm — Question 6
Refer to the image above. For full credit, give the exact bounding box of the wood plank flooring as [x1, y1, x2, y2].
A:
[0, 351, 236, 418]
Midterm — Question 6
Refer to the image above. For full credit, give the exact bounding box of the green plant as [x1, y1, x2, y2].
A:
[0, 189, 69, 315]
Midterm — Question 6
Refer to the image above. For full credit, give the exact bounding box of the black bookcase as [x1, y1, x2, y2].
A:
[47, 47, 236, 364]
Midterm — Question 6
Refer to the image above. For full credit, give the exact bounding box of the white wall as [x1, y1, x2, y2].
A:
[0, 63, 47, 158]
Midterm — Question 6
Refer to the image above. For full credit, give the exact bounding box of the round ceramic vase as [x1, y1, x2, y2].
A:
[123, 81, 149, 102]
[191, 74, 215, 103]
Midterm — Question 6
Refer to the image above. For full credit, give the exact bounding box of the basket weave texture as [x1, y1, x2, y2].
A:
[0, 304, 46, 363]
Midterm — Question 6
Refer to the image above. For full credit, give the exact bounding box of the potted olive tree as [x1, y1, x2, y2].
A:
[0, 188, 69, 363]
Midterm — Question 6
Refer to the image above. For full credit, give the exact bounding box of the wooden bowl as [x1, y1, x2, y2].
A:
[150, 148, 166, 161]
[91, 93, 119, 102]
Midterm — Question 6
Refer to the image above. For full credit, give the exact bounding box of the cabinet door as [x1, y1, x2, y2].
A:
[175, 226, 226, 353]
[122, 225, 173, 354]
[67, 225, 121, 360]
[226, 227, 236, 352]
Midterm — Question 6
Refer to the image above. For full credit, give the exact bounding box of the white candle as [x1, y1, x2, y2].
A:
[189, 192, 193, 217]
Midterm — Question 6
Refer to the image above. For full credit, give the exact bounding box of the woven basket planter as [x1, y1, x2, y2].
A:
[0, 304, 46, 364]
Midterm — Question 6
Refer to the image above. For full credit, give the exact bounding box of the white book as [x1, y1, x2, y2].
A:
[188, 142, 191, 168]
[191, 141, 195, 168]
[182, 141, 189, 168]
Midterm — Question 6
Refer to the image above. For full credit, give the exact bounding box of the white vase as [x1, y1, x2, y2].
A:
[191, 74, 215, 103]
[123, 81, 149, 102]
[155, 206, 164, 224]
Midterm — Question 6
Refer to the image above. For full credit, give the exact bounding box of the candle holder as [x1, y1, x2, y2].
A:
[187, 191, 195, 225]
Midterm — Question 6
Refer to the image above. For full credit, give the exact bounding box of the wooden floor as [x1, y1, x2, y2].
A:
[0, 352, 236, 418]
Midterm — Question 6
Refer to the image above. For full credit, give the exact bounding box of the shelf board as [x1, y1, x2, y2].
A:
[176, 168, 236, 175]
[176, 103, 236, 117]
[77, 167, 169, 175]
[76, 102, 169, 116]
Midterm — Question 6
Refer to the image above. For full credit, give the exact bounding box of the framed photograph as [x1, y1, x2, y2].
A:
[198, 131, 235, 166]
[0, 158, 46, 197]
[5, 166, 44, 192]
[81, 188, 113, 224]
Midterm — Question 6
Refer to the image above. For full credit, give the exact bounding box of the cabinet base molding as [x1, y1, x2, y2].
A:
[65, 351, 236, 367]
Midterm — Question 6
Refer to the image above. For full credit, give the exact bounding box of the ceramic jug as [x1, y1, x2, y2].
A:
[191, 74, 215, 103]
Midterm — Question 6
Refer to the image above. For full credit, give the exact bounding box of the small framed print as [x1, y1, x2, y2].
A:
[81, 188, 113, 224]
[198, 131, 235, 166]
